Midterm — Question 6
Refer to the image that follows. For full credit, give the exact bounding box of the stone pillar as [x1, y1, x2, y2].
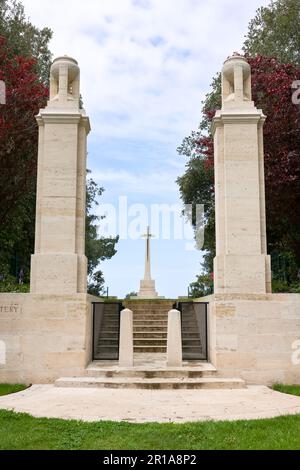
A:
[212, 54, 272, 294]
[30, 56, 90, 295]
[167, 309, 182, 367]
[119, 309, 134, 367]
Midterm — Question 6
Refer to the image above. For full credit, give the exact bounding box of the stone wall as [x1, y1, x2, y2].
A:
[202, 294, 300, 385]
[0, 293, 100, 384]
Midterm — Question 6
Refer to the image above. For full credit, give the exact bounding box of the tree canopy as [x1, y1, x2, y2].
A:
[0, 0, 52, 82]
[0, 0, 118, 294]
[243, 0, 300, 67]
[178, 0, 300, 296]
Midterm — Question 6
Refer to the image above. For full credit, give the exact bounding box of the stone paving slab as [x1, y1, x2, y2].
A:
[1, 385, 300, 423]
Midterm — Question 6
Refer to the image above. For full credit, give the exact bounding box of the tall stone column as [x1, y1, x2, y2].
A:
[212, 54, 272, 294]
[30, 56, 90, 295]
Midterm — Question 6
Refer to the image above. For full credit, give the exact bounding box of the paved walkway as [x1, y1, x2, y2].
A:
[1, 385, 300, 423]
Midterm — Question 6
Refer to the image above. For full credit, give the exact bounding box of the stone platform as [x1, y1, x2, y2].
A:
[1, 384, 300, 423]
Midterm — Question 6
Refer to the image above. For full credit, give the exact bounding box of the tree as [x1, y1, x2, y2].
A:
[178, 0, 300, 294]
[0, 36, 48, 280]
[189, 274, 213, 299]
[243, 0, 300, 67]
[86, 174, 119, 297]
[178, 57, 300, 293]
[0, 3, 118, 293]
[0, 0, 52, 82]
[125, 292, 138, 299]
[0, 1, 52, 283]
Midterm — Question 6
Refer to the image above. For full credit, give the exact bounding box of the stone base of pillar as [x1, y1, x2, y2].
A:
[137, 279, 159, 299]
[214, 254, 272, 294]
[30, 253, 87, 295]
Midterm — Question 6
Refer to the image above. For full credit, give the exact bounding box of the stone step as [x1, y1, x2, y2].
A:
[134, 332, 167, 339]
[134, 326, 167, 332]
[134, 339, 167, 346]
[130, 306, 170, 310]
[133, 315, 167, 320]
[86, 365, 217, 379]
[100, 331, 119, 336]
[134, 346, 167, 353]
[127, 310, 172, 313]
[182, 339, 202, 345]
[182, 329, 200, 333]
[132, 314, 169, 317]
[182, 333, 201, 338]
[97, 339, 119, 346]
[132, 312, 169, 316]
[94, 356, 119, 361]
[55, 376, 246, 390]
[98, 334, 119, 339]
[133, 320, 167, 325]
[133, 327, 167, 331]
[182, 352, 206, 360]
[96, 345, 119, 351]
[126, 301, 173, 304]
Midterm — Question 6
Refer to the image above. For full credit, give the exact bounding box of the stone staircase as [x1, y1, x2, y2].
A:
[125, 300, 174, 353]
[55, 300, 246, 390]
[94, 303, 121, 360]
[181, 303, 205, 360]
[55, 361, 246, 390]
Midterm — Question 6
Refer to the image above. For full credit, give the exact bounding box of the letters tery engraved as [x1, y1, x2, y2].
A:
[0, 305, 21, 314]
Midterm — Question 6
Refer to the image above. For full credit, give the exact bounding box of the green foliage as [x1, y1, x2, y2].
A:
[0, 409, 300, 449]
[272, 280, 292, 293]
[272, 280, 300, 293]
[189, 274, 213, 299]
[0, 0, 51, 281]
[86, 174, 119, 297]
[0, 274, 29, 293]
[125, 292, 138, 299]
[0, 2, 118, 294]
[0, 190, 36, 281]
[0, 0, 53, 82]
[243, 0, 300, 67]
[87, 270, 106, 297]
[271, 251, 300, 289]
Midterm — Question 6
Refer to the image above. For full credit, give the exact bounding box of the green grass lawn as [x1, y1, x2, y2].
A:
[0, 384, 300, 450]
[272, 384, 300, 397]
[0, 410, 300, 450]
[0, 384, 28, 397]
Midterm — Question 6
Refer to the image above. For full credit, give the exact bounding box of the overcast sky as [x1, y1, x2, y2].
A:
[22, 0, 269, 298]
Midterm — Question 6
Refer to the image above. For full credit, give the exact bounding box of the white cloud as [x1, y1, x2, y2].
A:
[92, 168, 179, 195]
[22, 0, 269, 144]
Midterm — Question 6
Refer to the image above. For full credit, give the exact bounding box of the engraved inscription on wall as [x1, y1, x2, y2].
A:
[0, 305, 21, 314]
